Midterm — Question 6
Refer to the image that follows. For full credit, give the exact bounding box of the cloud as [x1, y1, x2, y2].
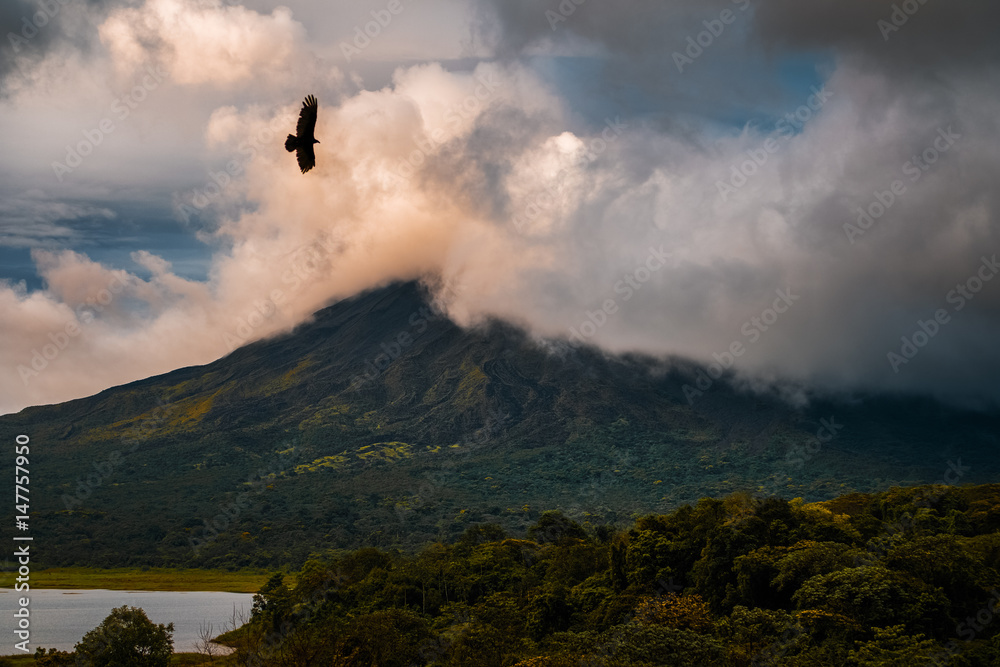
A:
[2, 0, 1000, 415]
[477, 0, 1000, 70]
[752, 0, 1000, 73]
[1, 0, 77, 94]
[99, 0, 316, 87]
[0, 60, 542, 413]
[1, 0, 139, 96]
[0, 191, 115, 247]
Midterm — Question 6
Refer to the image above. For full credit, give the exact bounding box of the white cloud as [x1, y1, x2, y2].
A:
[2, 0, 1000, 415]
[99, 0, 313, 87]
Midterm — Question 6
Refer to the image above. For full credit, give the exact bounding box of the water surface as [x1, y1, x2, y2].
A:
[1, 588, 253, 654]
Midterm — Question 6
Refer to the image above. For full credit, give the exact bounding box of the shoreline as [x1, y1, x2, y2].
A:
[0, 567, 282, 594]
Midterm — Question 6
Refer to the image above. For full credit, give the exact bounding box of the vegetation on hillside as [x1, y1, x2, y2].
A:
[4, 283, 998, 571]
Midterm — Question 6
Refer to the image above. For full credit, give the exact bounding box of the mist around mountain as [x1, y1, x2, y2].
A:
[3, 281, 998, 569]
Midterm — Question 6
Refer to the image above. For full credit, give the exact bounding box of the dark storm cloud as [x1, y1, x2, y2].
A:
[1, 0, 122, 93]
[477, 0, 736, 58]
[467, 0, 1000, 409]
[1, 0, 59, 84]
[473, 0, 824, 128]
[479, 0, 1000, 66]
[752, 0, 1000, 71]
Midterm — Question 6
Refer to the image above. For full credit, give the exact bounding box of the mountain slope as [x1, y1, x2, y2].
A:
[3, 281, 998, 568]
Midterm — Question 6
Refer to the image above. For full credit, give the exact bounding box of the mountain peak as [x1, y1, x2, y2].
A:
[4, 280, 999, 567]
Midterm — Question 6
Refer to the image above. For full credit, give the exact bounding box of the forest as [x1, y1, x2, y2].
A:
[196, 482, 1000, 666]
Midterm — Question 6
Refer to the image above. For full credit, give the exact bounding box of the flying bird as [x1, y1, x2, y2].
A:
[285, 94, 319, 173]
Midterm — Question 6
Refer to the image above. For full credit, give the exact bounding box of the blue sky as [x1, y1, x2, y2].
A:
[1, 0, 999, 414]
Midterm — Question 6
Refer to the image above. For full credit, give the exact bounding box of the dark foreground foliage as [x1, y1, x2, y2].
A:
[33, 605, 174, 666]
[204, 483, 1000, 666]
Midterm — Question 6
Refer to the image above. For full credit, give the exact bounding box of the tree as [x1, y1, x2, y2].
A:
[251, 572, 293, 630]
[792, 565, 950, 635]
[195, 621, 222, 661]
[633, 593, 715, 634]
[33, 647, 75, 666]
[342, 609, 433, 667]
[528, 511, 588, 545]
[733, 540, 855, 610]
[74, 605, 174, 667]
[457, 523, 507, 552]
[717, 605, 803, 666]
[847, 625, 939, 666]
[600, 624, 726, 666]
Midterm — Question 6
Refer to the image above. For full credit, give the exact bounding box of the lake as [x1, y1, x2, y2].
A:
[1, 588, 254, 654]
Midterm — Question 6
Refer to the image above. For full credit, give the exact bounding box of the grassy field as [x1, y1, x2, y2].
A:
[0, 656, 32, 666]
[0, 567, 283, 593]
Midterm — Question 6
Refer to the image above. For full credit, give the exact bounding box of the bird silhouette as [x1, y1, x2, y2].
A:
[285, 94, 319, 173]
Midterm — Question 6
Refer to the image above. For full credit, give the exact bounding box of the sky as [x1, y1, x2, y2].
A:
[1, 0, 999, 415]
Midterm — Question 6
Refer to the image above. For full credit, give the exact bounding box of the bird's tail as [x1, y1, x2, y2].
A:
[284, 134, 298, 152]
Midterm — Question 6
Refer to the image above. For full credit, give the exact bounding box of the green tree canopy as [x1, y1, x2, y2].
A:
[74, 605, 174, 667]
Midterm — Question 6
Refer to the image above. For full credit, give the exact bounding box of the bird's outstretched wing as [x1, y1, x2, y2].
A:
[288, 94, 318, 173]
[296, 94, 318, 142]
[297, 143, 316, 173]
